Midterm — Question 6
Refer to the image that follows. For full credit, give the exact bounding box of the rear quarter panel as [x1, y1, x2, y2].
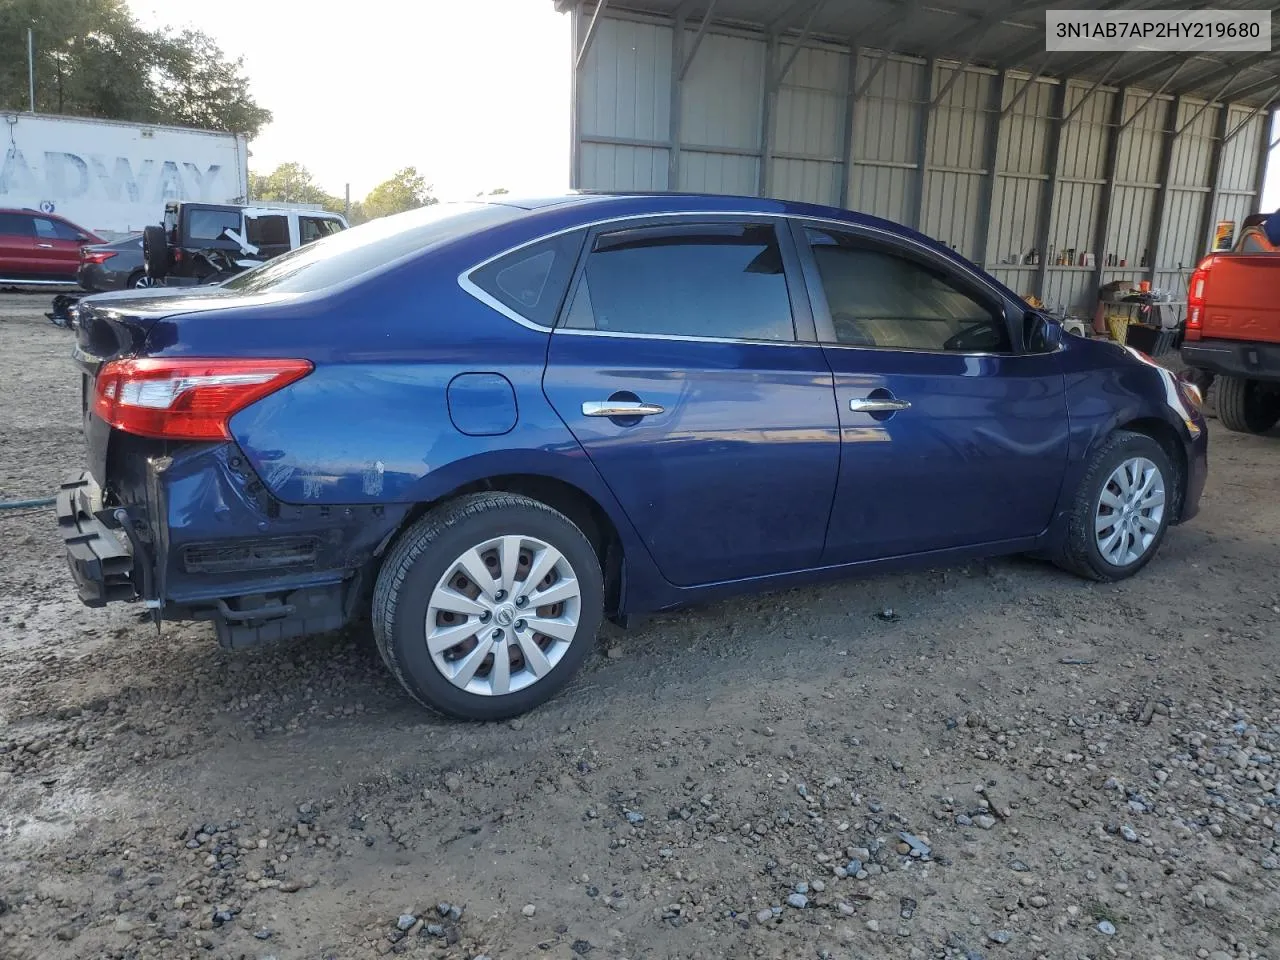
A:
[142, 226, 666, 601]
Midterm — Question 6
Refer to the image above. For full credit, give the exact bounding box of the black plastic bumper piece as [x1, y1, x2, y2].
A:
[1182, 339, 1280, 380]
[56, 472, 137, 607]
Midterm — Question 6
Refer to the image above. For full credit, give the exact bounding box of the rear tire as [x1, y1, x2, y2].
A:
[372, 493, 604, 721]
[1216, 375, 1280, 434]
[126, 270, 155, 289]
[1054, 430, 1174, 582]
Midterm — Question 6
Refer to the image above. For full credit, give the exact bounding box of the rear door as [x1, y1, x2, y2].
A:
[32, 215, 87, 279]
[542, 216, 841, 587]
[794, 222, 1069, 563]
[0, 212, 38, 279]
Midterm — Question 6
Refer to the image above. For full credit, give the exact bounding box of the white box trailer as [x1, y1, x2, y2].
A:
[0, 113, 249, 239]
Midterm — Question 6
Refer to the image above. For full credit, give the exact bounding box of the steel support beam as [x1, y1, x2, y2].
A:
[928, 0, 1053, 109]
[911, 59, 934, 231]
[575, 0, 611, 71]
[1060, 55, 1125, 126]
[1034, 81, 1068, 301]
[668, 1, 695, 191]
[1119, 61, 1186, 132]
[974, 71, 1008, 268]
[851, 0, 919, 101]
[1146, 95, 1182, 285]
[570, 3, 584, 189]
[773, 0, 826, 88]
[758, 32, 779, 197]
[1223, 83, 1280, 146]
[1196, 101, 1232, 258]
[1171, 50, 1276, 99]
[1254, 109, 1275, 212]
[678, 0, 718, 81]
[1175, 70, 1244, 136]
[837, 44, 858, 209]
[1091, 87, 1127, 297]
[1001, 51, 1055, 117]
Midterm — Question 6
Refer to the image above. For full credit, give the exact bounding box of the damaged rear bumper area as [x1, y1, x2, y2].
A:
[56, 443, 411, 648]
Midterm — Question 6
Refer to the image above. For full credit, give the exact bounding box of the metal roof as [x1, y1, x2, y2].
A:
[555, 0, 1280, 106]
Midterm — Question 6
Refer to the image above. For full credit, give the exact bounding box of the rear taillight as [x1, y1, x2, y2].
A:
[81, 250, 116, 265]
[1185, 255, 1214, 342]
[92, 358, 312, 441]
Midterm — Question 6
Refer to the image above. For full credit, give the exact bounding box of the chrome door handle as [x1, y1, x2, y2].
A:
[36, 243, 54, 248]
[582, 400, 665, 418]
[849, 397, 911, 413]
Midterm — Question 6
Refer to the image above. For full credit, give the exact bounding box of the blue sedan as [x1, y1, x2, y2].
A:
[59, 193, 1207, 719]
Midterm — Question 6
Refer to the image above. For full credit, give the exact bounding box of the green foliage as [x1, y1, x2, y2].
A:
[362, 166, 437, 220]
[0, 0, 271, 137]
[249, 162, 345, 214]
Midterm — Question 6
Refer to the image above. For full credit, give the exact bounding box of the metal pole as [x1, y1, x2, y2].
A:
[28, 28, 36, 112]
[1034, 81, 1068, 300]
[345, 183, 351, 219]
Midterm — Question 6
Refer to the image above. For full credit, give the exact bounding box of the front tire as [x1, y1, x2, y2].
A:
[372, 493, 604, 720]
[1217, 375, 1280, 434]
[1054, 430, 1174, 582]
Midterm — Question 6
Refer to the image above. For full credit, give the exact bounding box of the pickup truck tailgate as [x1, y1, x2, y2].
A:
[1201, 255, 1280, 342]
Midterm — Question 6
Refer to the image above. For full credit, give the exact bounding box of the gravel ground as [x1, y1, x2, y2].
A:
[1, 291, 1278, 960]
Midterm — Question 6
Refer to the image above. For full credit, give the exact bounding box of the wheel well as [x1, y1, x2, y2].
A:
[1118, 417, 1187, 520]
[382, 475, 625, 615]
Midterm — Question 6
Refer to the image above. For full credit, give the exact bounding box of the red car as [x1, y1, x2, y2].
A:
[0, 208, 103, 285]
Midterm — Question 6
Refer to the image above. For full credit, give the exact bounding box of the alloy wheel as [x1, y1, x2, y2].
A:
[424, 535, 581, 696]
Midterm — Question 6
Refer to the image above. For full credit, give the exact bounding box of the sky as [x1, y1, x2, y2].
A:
[127, 0, 572, 202]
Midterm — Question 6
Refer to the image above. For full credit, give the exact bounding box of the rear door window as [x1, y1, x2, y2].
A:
[0, 213, 34, 236]
[299, 216, 344, 244]
[563, 221, 796, 342]
[467, 230, 586, 328]
[245, 215, 290, 248]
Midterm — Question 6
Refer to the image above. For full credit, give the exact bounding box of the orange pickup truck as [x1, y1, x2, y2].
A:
[1181, 231, 1280, 435]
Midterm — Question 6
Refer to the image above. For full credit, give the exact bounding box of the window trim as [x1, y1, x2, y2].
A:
[456, 210, 1033, 351]
[461, 228, 588, 331]
[790, 218, 1026, 356]
[554, 215, 811, 346]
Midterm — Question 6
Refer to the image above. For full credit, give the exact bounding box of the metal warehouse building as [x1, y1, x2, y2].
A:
[555, 0, 1280, 315]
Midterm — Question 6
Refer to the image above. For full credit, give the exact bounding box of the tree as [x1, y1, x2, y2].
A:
[0, 0, 271, 137]
[249, 162, 345, 213]
[476, 187, 509, 197]
[362, 167, 436, 220]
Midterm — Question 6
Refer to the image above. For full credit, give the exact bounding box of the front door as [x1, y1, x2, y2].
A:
[543, 218, 841, 587]
[32, 215, 87, 280]
[794, 223, 1070, 564]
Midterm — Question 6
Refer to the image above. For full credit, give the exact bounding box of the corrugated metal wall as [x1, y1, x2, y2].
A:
[572, 7, 1274, 317]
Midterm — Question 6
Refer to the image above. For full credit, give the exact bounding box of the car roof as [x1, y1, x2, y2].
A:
[491, 190, 931, 240]
[488, 191, 963, 267]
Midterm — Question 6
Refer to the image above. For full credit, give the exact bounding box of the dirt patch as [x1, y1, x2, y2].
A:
[1, 294, 1277, 960]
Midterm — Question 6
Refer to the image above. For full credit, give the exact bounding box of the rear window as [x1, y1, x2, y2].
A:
[188, 209, 242, 242]
[221, 202, 522, 295]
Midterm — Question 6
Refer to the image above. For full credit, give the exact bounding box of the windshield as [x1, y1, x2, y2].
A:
[220, 202, 522, 295]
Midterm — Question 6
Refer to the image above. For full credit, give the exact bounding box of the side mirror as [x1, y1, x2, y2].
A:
[1024, 311, 1062, 352]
